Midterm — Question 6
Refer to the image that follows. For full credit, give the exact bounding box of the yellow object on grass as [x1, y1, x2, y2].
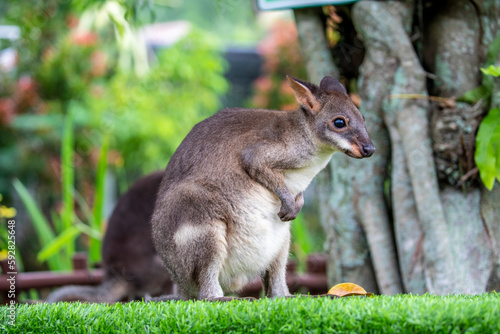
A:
[327, 282, 375, 297]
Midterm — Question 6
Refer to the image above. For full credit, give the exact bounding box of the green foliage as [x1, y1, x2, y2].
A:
[459, 85, 490, 105]
[12, 179, 64, 270]
[458, 34, 500, 105]
[2, 294, 499, 333]
[3, 1, 73, 75]
[475, 108, 500, 190]
[459, 33, 500, 190]
[1, 0, 229, 272]
[481, 65, 500, 77]
[290, 213, 315, 271]
[61, 107, 76, 258]
[86, 29, 228, 174]
[151, 0, 262, 46]
[249, 20, 306, 111]
[472, 65, 500, 190]
[90, 135, 109, 263]
[13, 112, 106, 271]
[36, 34, 103, 102]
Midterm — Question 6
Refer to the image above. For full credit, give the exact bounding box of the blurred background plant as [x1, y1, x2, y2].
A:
[12, 110, 107, 271]
[249, 19, 305, 111]
[0, 0, 321, 279]
[0, 0, 231, 272]
[471, 64, 500, 191]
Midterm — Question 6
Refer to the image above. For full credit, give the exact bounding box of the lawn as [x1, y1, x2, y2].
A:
[1, 294, 499, 333]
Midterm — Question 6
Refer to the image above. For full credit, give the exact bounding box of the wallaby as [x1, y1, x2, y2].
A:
[151, 76, 375, 302]
[46, 171, 173, 303]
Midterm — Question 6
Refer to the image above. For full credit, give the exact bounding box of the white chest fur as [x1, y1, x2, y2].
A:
[219, 187, 288, 292]
[218, 151, 333, 292]
[283, 151, 333, 196]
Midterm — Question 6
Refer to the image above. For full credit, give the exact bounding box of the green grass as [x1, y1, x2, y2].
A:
[1, 294, 499, 333]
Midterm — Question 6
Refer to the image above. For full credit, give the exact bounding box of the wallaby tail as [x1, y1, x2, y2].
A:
[45, 278, 130, 303]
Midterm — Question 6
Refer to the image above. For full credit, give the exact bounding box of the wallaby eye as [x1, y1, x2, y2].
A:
[333, 118, 346, 129]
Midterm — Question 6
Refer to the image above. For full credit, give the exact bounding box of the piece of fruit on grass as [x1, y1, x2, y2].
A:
[327, 283, 374, 297]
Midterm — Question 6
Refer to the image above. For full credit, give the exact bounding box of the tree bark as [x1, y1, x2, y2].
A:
[295, 0, 500, 295]
[479, 0, 500, 293]
[424, 0, 492, 294]
[294, 7, 380, 293]
[353, 0, 458, 294]
[295, 6, 402, 295]
[294, 8, 340, 83]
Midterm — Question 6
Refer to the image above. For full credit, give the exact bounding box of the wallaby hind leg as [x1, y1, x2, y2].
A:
[197, 262, 224, 300]
[154, 210, 230, 300]
[262, 232, 291, 298]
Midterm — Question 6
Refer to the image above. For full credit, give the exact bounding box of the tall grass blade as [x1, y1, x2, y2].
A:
[50, 210, 62, 233]
[61, 108, 75, 262]
[12, 179, 63, 270]
[291, 213, 314, 254]
[37, 226, 81, 263]
[90, 134, 109, 263]
[74, 190, 96, 227]
[291, 213, 315, 272]
[74, 219, 102, 241]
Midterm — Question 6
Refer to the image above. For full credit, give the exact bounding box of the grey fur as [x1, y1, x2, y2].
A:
[152, 76, 374, 301]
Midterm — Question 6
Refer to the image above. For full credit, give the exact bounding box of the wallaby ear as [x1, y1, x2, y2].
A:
[319, 76, 347, 94]
[287, 76, 321, 113]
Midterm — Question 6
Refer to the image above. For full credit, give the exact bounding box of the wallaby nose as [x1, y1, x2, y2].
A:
[361, 143, 375, 157]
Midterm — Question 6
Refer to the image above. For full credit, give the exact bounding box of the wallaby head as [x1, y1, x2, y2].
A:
[287, 75, 375, 158]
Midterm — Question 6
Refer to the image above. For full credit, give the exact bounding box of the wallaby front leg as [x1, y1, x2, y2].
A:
[241, 145, 300, 221]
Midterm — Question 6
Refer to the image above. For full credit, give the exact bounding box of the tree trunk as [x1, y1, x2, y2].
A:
[479, 0, 500, 292]
[294, 0, 500, 295]
[295, 6, 402, 295]
[424, 0, 493, 294]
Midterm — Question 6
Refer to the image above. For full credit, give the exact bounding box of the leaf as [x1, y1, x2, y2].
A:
[12, 179, 55, 244]
[485, 34, 500, 66]
[291, 213, 314, 255]
[458, 85, 490, 104]
[10, 114, 64, 131]
[74, 220, 102, 241]
[61, 108, 75, 259]
[12, 179, 63, 270]
[481, 65, 500, 77]
[37, 226, 81, 262]
[475, 108, 500, 190]
[290, 212, 314, 272]
[74, 190, 96, 227]
[327, 283, 374, 298]
[90, 134, 108, 263]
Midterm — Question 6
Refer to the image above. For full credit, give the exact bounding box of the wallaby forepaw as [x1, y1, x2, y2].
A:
[294, 192, 304, 212]
[278, 194, 303, 221]
[278, 195, 297, 221]
[278, 208, 297, 221]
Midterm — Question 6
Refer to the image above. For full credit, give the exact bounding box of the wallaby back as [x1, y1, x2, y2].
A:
[46, 171, 173, 303]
